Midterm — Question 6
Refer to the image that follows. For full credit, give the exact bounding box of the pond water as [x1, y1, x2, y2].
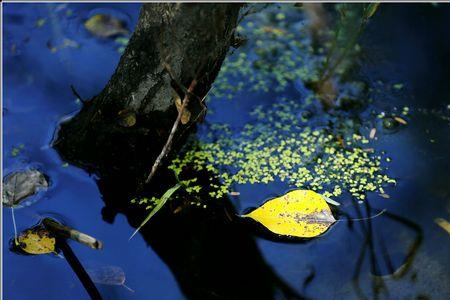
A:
[3, 3, 450, 300]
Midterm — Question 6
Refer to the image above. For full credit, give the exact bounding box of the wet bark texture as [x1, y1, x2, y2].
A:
[54, 3, 240, 190]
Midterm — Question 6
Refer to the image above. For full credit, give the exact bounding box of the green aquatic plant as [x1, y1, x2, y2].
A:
[130, 183, 182, 239]
[169, 97, 395, 202]
[210, 3, 379, 109]
[210, 5, 323, 99]
[320, 3, 380, 82]
[130, 176, 204, 238]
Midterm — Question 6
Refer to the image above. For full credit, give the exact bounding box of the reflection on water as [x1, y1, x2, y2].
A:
[3, 3, 450, 300]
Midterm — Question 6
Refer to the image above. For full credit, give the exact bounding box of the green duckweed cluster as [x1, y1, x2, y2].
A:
[211, 6, 322, 99]
[169, 98, 396, 201]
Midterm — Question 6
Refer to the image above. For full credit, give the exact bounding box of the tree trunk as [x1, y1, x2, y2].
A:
[53, 3, 241, 191]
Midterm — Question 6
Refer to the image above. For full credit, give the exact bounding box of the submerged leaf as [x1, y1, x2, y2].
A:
[242, 190, 336, 238]
[87, 265, 134, 292]
[129, 183, 182, 239]
[17, 227, 56, 255]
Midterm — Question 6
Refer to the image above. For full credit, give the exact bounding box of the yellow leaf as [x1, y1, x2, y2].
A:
[435, 218, 450, 235]
[242, 190, 336, 238]
[84, 14, 129, 38]
[369, 128, 377, 139]
[394, 116, 407, 125]
[17, 227, 56, 255]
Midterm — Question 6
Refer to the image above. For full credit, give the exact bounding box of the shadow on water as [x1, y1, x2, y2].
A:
[349, 201, 423, 300]
[96, 172, 305, 300]
[93, 161, 424, 300]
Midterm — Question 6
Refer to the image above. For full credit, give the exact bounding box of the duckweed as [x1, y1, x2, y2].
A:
[210, 6, 322, 99]
[169, 98, 396, 201]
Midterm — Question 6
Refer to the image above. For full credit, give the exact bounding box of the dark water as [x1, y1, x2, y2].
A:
[3, 3, 450, 300]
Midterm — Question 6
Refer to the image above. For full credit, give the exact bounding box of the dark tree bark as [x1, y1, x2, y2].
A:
[52, 5, 305, 299]
[53, 3, 241, 191]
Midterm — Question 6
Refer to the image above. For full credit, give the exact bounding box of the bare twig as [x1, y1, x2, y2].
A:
[11, 175, 19, 245]
[70, 84, 87, 104]
[144, 77, 198, 185]
[163, 62, 201, 103]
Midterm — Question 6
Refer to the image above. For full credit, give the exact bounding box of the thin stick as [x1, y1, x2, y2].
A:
[144, 78, 198, 185]
[122, 283, 135, 293]
[70, 84, 87, 104]
[43, 218, 103, 250]
[11, 175, 19, 245]
[11, 208, 18, 245]
[337, 209, 387, 223]
[58, 239, 103, 300]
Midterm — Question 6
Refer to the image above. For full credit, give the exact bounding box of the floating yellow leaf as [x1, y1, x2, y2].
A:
[435, 218, 450, 235]
[369, 128, 377, 139]
[394, 116, 408, 125]
[242, 190, 336, 238]
[17, 227, 56, 255]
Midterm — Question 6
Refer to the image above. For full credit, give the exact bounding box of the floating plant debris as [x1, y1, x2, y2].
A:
[210, 6, 322, 99]
[87, 266, 134, 292]
[169, 98, 396, 201]
[242, 189, 336, 238]
[3, 169, 49, 207]
[14, 226, 56, 255]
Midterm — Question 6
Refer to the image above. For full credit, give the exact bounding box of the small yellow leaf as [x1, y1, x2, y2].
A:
[17, 227, 56, 255]
[369, 128, 377, 139]
[394, 116, 408, 125]
[242, 190, 336, 238]
[435, 218, 450, 235]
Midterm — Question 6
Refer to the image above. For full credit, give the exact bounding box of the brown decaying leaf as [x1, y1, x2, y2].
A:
[175, 98, 191, 125]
